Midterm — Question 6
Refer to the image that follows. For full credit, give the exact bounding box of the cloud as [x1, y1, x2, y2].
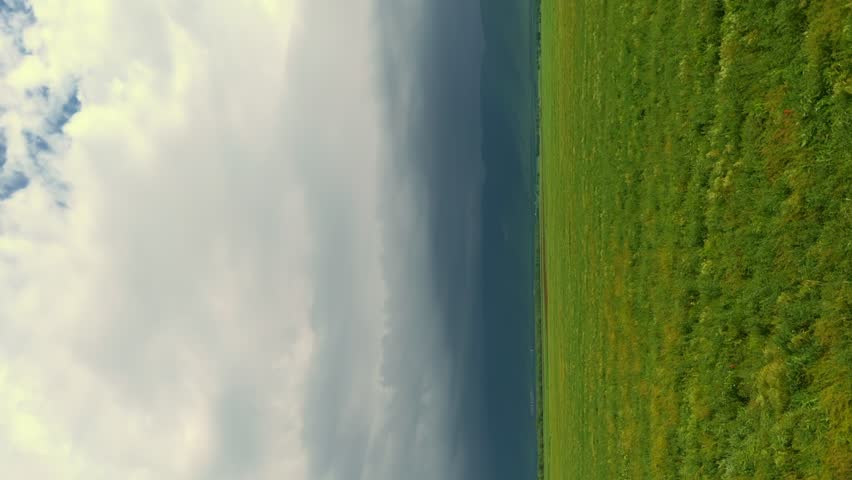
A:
[289, 0, 491, 478]
[0, 169, 28, 199]
[368, 0, 488, 478]
[1, 1, 313, 478]
[1, 0, 488, 478]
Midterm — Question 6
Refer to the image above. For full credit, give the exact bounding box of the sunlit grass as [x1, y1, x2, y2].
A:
[537, 0, 851, 478]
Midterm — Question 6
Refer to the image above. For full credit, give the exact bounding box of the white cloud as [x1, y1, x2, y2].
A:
[0, 0, 471, 477]
[0, 1, 324, 478]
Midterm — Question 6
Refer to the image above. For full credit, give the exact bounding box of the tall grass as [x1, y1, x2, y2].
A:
[538, 0, 851, 478]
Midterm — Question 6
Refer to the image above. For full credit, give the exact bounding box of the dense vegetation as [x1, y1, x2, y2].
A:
[537, 0, 851, 478]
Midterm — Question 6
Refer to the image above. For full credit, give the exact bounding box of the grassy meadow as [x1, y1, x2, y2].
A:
[537, 1, 851, 478]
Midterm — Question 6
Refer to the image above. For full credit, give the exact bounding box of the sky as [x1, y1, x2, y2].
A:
[0, 0, 523, 479]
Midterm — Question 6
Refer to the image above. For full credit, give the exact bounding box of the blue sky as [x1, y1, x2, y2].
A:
[0, 1, 498, 479]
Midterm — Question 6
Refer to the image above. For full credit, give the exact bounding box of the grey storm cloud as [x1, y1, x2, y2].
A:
[298, 1, 489, 480]
[282, 0, 487, 479]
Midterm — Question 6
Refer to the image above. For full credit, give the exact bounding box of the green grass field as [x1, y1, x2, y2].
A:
[537, 1, 851, 478]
